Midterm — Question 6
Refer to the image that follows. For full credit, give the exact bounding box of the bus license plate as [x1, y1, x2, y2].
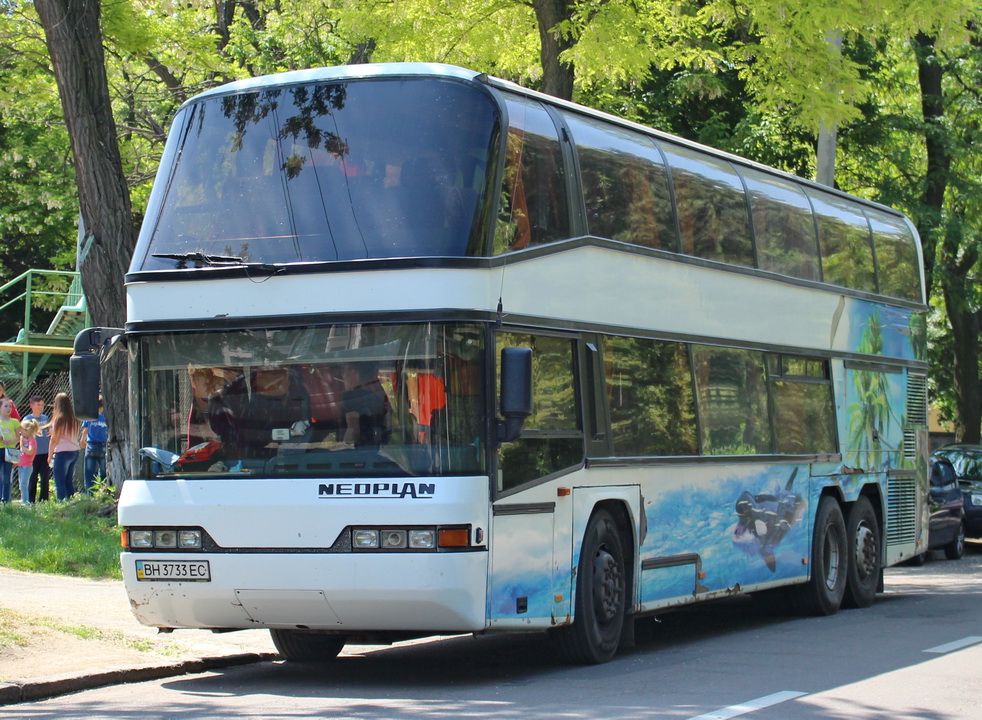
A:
[136, 559, 211, 582]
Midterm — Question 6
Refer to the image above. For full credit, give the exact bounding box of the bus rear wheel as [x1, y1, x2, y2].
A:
[554, 509, 627, 664]
[793, 496, 847, 616]
[843, 496, 880, 609]
[270, 629, 345, 662]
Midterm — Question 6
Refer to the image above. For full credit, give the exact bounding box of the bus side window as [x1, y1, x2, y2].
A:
[495, 333, 583, 492]
[806, 187, 877, 294]
[740, 166, 821, 282]
[494, 94, 569, 255]
[563, 111, 677, 253]
[660, 143, 754, 268]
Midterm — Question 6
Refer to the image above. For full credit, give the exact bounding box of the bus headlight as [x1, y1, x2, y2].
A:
[350, 526, 469, 551]
[408, 530, 436, 549]
[130, 530, 154, 548]
[178, 530, 202, 549]
[353, 529, 380, 548]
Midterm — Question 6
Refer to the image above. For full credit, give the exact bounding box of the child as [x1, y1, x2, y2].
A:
[18, 418, 40, 505]
[0, 398, 20, 503]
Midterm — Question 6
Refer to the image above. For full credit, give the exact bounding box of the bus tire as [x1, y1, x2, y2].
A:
[843, 495, 880, 608]
[793, 496, 847, 616]
[554, 509, 627, 664]
[270, 629, 345, 662]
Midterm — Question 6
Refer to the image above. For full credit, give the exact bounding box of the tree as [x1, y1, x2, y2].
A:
[34, 0, 137, 481]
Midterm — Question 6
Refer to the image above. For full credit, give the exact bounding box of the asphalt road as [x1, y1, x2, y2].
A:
[5, 546, 982, 720]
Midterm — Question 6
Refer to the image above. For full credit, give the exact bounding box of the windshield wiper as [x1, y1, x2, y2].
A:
[151, 251, 282, 275]
[153, 252, 248, 267]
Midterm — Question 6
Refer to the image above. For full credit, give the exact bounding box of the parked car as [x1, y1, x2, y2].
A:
[932, 443, 982, 540]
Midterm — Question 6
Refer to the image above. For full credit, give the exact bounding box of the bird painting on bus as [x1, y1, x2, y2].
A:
[731, 468, 806, 572]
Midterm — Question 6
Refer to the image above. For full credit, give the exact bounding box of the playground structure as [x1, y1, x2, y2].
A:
[0, 269, 87, 407]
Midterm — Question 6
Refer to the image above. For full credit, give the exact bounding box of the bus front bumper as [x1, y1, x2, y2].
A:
[121, 550, 489, 633]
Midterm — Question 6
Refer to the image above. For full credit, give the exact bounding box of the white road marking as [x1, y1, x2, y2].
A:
[687, 690, 808, 720]
[924, 636, 982, 654]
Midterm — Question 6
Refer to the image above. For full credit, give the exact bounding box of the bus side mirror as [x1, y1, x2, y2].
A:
[498, 346, 532, 442]
[70, 327, 123, 420]
[70, 354, 101, 420]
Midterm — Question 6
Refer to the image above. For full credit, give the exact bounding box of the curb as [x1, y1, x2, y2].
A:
[0, 652, 277, 706]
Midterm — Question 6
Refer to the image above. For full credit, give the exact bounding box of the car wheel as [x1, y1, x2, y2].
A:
[270, 629, 345, 661]
[944, 522, 966, 560]
[792, 496, 847, 616]
[843, 496, 880, 609]
[553, 509, 627, 664]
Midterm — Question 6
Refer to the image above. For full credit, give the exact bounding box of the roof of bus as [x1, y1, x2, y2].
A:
[187, 63, 482, 105]
[180, 62, 924, 299]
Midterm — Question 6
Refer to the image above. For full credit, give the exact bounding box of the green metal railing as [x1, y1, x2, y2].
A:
[0, 270, 88, 402]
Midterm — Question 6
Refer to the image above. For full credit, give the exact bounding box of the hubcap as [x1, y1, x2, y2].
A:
[824, 527, 841, 590]
[593, 548, 623, 623]
[854, 523, 877, 579]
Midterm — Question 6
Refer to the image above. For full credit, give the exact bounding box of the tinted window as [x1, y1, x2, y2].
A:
[496, 333, 582, 490]
[660, 143, 754, 267]
[140, 79, 499, 269]
[767, 355, 836, 454]
[866, 208, 921, 302]
[692, 346, 770, 455]
[740, 166, 820, 281]
[134, 322, 487, 479]
[493, 95, 570, 254]
[806, 189, 876, 293]
[563, 112, 677, 251]
[603, 336, 697, 456]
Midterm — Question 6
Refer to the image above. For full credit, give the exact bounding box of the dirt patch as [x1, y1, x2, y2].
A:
[0, 607, 184, 683]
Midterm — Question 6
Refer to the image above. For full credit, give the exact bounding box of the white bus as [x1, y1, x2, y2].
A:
[72, 63, 928, 664]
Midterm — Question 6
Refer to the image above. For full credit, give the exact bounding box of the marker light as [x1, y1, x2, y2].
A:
[438, 529, 470, 548]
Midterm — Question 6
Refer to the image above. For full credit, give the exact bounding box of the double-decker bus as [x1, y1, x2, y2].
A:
[72, 63, 928, 664]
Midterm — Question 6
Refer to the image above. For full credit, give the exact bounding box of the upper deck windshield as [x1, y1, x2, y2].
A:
[133, 322, 487, 479]
[137, 78, 499, 270]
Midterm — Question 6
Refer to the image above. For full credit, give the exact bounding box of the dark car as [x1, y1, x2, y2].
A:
[932, 444, 982, 540]
[919, 455, 966, 562]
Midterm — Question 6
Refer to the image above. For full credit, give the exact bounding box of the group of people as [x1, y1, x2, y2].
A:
[0, 381, 109, 504]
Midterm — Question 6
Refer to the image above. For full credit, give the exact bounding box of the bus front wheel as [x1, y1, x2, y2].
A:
[793, 496, 847, 616]
[270, 629, 345, 662]
[843, 495, 880, 609]
[554, 509, 627, 664]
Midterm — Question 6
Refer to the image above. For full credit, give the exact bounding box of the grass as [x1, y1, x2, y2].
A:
[0, 496, 122, 579]
[0, 607, 168, 657]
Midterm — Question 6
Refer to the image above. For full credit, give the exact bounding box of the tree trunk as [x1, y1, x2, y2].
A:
[943, 282, 982, 444]
[913, 31, 950, 301]
[532, 0, 575, 100]
[35, 0, 136, 487]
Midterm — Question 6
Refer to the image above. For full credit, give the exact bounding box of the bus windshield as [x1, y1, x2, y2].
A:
[132, 322, 487, 479]
[138, 78, 499, 270]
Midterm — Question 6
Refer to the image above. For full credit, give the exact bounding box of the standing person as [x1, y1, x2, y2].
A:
[80, 396, 108, 494]
[0, 399, 20, 503]
[0, 382, 20, 421]
[17, 418, 39, 505]
[47, 392, 81, 501]
[23, 396, 50, 502]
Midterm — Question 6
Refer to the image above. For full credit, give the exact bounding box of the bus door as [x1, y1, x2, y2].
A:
[489, 331, 584, 628]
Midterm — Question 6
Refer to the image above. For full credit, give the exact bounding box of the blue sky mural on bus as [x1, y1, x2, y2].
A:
[845, 300, 924, 363]
[639, 464, 810, 603]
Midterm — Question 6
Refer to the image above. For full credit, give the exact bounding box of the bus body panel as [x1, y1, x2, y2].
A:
[127, 246, 921, 367]
[118, 476, 490, 549]
[121, 550, 489, 631]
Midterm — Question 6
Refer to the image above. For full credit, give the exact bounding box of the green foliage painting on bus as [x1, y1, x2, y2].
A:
[844, 311, 903, 469]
